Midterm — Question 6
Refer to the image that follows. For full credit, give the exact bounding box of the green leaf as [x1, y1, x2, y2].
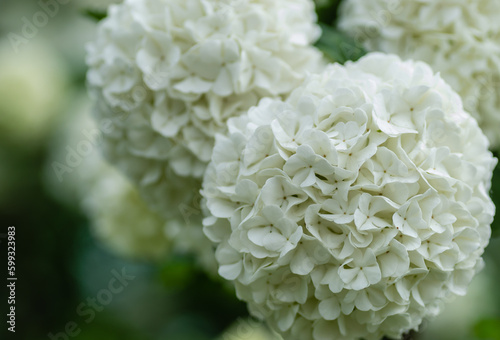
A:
[490, 153, 500, 238]
[315, 23, 367, 64]
[82, 9, 108, 22]
[315, 0, 342, 25]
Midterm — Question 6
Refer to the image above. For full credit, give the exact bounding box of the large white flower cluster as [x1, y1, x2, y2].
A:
[338, 0, 500, 148]
[87, 0, 323, 214]
[202, 53, 496, 340]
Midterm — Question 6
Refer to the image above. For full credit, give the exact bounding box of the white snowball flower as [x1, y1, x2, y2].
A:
[202, 53, 497, 340]
[0, 40, 68, 145]
[221, 318, 282, 340]
[338, 0, 500, 148]
[87, 0, 324, 215]
[45, 97, 216, 269]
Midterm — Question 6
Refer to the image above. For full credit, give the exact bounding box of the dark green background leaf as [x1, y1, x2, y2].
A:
[315, 0, 342, 25]
[82, 9, 108, 22]
[490, 153, 500, 238]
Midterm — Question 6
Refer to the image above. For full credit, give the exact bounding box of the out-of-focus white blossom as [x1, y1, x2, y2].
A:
[338, 0, 500, 148]
[221, 318, 282, 340]
[0, 40, 68, 145]
[84, 163, 216, 268]
[86, 0, 324, 215]
[84, 167, 173, 260]
[202, 53, 496, 340]
[45, 98, 216, 268]
[87, 169, 217, 267]
[45, 98, 107, 205]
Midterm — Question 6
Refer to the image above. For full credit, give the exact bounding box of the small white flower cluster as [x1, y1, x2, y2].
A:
[87, 0, 323, 214]
[84, 166, 173, 260]
[85, 162, 215, 270]
[83, 155, 217, 269]
[221, 318, 282, 340]
[87, 167, 217, 267]
[46, 100, 216, 268]
[46, 100, 172, 260]
[338, 0, 500, 148]
[202, 53, 496, 340]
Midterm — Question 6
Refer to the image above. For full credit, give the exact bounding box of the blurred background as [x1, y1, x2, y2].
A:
[0, 0, 499, 339]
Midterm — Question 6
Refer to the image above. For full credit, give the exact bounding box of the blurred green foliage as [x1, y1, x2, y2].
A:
[158, 255, 249, 339]
[0, 141, 85, 339]
[475, 318, 500, 340]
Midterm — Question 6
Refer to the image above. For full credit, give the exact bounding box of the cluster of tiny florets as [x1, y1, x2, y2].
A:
[338, 0, 500, 148]
[202, 53, 496, 340]
[87, 0, 324, 214]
